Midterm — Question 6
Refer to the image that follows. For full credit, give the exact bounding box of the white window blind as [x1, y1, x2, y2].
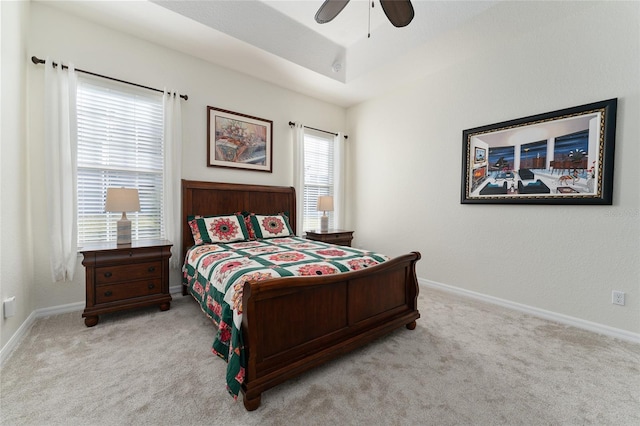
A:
[76, 77, 165, 244]
[303, 129, 334, 231]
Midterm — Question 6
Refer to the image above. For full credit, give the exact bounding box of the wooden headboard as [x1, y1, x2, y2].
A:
[181, 180, 296, 258]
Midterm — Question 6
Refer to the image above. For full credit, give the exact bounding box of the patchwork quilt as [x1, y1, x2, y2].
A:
[181, 236, 389, 399]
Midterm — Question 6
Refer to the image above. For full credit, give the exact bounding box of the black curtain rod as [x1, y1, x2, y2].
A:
[31, 56, 188, 101]
[288, 121, 348, 139]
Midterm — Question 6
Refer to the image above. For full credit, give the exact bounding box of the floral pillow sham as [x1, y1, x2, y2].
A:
[188, 214, 250, 244]
[249, 213, 294, 239]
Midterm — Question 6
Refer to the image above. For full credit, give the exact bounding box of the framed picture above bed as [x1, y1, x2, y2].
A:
[207, 106, 273, 172]
[461, 98, 617, 205]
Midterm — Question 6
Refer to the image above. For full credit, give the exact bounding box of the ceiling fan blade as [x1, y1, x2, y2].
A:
[380, 0, 414, 27]
[315, 0, 351, 24]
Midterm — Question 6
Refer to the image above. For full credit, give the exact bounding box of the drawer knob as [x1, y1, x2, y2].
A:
[104, 272, 112, 278]
[148, 266, 156, 272]
[148, 283, 155, 289]
[128, 251, 133, 257]
[104, 290, 113, 297]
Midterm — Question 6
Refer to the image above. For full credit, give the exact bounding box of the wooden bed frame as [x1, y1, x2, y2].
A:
[181, 180, 421, 410]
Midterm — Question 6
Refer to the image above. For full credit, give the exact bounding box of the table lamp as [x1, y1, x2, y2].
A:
[105, 187, 140, 245]
[317, 195, 333, 232]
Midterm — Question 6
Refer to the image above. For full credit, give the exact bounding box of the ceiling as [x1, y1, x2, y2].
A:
[148, 0, 498, 83]
[43, 1, 593, 108]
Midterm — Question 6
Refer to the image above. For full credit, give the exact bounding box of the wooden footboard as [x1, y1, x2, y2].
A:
[240, 251, 421, 410]
[180, 180, 421, 410]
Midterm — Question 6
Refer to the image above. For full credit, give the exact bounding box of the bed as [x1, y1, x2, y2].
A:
[181, 180, 421, 410]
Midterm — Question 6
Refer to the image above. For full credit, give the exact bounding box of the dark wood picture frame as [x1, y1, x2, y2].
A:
[207, 106, 273, 172]
[461, 98, 617, 205]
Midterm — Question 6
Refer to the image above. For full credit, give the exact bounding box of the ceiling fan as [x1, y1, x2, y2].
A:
[315, 0, 414, 28]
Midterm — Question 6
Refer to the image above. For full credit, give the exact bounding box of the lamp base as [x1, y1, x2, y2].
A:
[320, 215, 328, 232]
[116, 213, 132, 245]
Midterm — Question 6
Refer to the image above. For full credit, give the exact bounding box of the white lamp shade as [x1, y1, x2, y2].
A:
[105, 188, 140, 213]
[317, 196, 334, 212]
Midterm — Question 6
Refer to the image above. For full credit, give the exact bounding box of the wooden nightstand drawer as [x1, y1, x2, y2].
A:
[96, 261, 162, 285]
[305, 229, 354, 247]
[323, 233, 346, 242]
[89, 247, 163, 264]
[96, 279, 162, 304]
[81, 239, 172, 327]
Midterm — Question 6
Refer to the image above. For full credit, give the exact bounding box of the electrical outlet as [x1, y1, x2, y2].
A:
[612, 291, 625, 306]
[3, 297, 16, 318]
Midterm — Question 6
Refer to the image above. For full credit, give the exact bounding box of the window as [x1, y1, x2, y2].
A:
[302, 129, 334, 231]
[76, 77, 165, 244]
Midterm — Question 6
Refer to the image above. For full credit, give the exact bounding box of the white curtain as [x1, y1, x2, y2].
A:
[44, 58, 78, 282]
[333, 132, 346, 229]
[163, 90, 183, 268]
[292, 123, 305, 235]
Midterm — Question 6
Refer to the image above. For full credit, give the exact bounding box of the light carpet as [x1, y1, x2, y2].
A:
[1, 287, 639, 425]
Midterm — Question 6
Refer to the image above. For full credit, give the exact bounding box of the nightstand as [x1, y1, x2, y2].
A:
[80, 239, 173, 327]
[305, 229, 354, 247]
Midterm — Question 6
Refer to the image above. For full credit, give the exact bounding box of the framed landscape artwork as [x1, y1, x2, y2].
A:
[474, 147, 486, 163]
[207, 106, 273, 172]
[461, 99, 617, 205]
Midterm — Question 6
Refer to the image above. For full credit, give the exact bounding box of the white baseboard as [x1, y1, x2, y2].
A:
[1, 288, 186, 366]
[36, 301, 85, 318]
[0, 301, 84, 367]
[420, 278, 640, 344]
[3, 279, 637, 366]
[0, 311, 37, 367]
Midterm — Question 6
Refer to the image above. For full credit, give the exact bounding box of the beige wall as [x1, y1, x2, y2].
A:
[2, 1, 638, 354]
[1, 1, 346, 353]
[346, 1, 639, 334]
[1, 0, 33, 350]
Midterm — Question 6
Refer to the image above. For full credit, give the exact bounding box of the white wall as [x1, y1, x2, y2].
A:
[0, 0, 33, 350]
[21, 3, 345, 313]
[3, 1, 638, 354]
[346, 1, 640, 334]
